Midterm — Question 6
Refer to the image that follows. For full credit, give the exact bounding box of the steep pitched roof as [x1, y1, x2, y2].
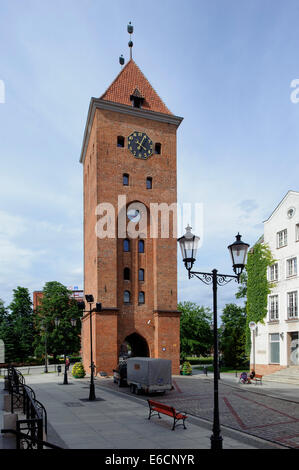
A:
[100, 59, 172, 115]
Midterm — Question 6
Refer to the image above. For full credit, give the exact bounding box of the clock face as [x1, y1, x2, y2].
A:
[128, 131, 153, 160]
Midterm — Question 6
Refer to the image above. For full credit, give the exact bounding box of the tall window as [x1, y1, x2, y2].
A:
[296, 224, 299, 241]
[287, 291, 298, 318]
[124, 267, 130, 281]
[139, 269, 144, 281]
[269, 333, 280, 364]
[117, 136, 125, 147]
[269, 263, 278, 281]
[146, 177, 152, 189]
[287, 257, 297, 277]
[277, 229, 287, 248]
[269, 295, 279, 321]
[155, 143, 161, 154]
[138, 240, 144, 253]
[123, 239, 130, 252]
[124, 290, 131, 304]
[123, 173, 129, 186]
[138, 291, 145, 304]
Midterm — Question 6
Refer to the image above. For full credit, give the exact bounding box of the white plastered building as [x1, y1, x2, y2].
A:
[251, 191, 299, 376]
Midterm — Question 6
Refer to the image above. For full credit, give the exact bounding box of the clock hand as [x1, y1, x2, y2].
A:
[136, 140, 146, 150]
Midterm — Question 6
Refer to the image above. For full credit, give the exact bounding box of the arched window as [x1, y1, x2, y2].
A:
[124, 290, 131, 304]
[155, 143, 161, 155]
[146, 177, 152, 189]
[138, 269, 144, 281]
[117, 136, 125, 147]
[138, 291, 145, 304]
[138, 240, 144, 253]
[123, 173, 129, 186]
[124, 267, 130, 281]
[123, 239, 130, 252]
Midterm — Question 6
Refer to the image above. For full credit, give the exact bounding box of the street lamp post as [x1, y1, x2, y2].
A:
[54, 317, 77, 385]
[178, 226, 249, 451]
[78, 296, 102, 401]
[249, 321, 257, 372]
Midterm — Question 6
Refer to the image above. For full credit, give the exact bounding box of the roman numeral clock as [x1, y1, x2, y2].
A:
[128, 131, 153, 159]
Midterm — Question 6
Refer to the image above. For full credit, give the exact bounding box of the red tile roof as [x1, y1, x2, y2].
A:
[100, 60, 172, 115]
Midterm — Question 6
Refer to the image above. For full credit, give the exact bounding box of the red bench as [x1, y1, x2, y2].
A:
[147, 399, 187, 431]
[252, 374, 263, 385]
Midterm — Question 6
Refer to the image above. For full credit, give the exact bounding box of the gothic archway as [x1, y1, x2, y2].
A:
[120, 333, 149, 358]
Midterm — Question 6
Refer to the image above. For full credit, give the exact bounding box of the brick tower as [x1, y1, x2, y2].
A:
[80, 59, 183, 375]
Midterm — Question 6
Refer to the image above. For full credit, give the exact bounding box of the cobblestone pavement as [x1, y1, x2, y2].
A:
[96, 375, 299, 448]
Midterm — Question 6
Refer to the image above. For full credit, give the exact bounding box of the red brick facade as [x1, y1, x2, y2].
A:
[81, 61, 183, 375]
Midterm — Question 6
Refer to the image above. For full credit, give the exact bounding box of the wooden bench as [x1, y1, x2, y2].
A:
[252, 374, 263, 385]
[147, 399, 187, 431]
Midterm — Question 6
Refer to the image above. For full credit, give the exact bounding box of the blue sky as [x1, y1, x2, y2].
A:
[1, 0, 299, 316]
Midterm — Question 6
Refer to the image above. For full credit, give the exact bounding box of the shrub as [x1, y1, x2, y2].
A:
[72, 362, 86, 378]
[181, 361, 192, 375]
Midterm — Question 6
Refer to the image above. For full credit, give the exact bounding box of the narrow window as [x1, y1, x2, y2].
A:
[269, 263, 278, 281]
[139, 269, 144, 281]
[146, 177, 152, 189]
[117, 136, 125, 147]
[124, 267, 130, 281]
[123, 173, 129, 186]
[124, 290, 131, 304]
[287, 291, 298, 318]
[269, 334, 280, 364]
[138, 240, 144, 253]
[287, 257, 297, 277]
[269, 295, 279, 321]
[296, 224, 299, 241]
[138, 291, 145, 304]
[277, 229, 287, 248]
[155, 143, 161, 154]
[123, 239, 130, 252]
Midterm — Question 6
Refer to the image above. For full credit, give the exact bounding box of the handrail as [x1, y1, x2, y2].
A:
[1, 429, 63, 450]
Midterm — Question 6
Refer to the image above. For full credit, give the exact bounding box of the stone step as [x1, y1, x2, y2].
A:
[263, 376, 299, 384]
[262, 366, 299, 385]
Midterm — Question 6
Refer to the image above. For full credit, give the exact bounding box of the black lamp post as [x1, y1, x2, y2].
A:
[178, 226, 249, 450]
[41, 322, 48, 373]
[78, 296, 102, 401]
[54, 317, 77, 385]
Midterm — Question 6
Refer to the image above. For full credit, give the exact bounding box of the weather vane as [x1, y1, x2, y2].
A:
[127, 21, 134, 60]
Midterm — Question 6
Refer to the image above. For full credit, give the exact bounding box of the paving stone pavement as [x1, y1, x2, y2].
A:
[97, 373, 299, 449]
[0, 373, 283, 450]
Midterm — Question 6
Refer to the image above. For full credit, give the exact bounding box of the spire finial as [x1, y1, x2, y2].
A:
[127, 21, 134, 60]
[119, 54, 125, 68]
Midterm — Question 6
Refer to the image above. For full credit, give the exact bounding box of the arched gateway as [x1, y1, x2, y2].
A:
[120, 333, 150, 359]
[80, 58, 182, 375]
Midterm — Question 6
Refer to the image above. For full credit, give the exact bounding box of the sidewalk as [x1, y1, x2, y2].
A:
[191, 368, 299, 404]
[0, 372, 283, 450]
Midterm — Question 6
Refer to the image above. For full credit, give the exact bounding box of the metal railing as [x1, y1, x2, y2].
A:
[2, 366, 61, 450]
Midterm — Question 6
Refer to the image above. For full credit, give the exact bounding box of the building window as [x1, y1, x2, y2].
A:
[117, 136, 125, 147]
[277, 229, 287, 248]
[123, 173, 129, 186]
[139, 269, 144, 281]
[269, 333, 280, 364]
[138, 291, 145, 304]
[287, 257, 297, 277]
[155, 143, 161, 154]
[269, 263, 278, 281]
[138, 240, 144, 253]
[287, 291, 298, 318]
[146, 177, 152, 189]
[124, 290, 131, 304]
[269, 295, 279, 321]
[296, 224, 299, 241]
[123, 239, 130, 252]
[124, 267, 130, 281]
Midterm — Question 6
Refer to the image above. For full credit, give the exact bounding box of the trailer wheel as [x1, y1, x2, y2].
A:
[129, 384, 135, 394]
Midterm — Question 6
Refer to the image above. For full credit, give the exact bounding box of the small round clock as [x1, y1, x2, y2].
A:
[128, 131, 153, 160]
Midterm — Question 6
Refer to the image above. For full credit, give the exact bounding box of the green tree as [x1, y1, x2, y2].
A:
[8, 287, 35, 362]
[0, 299, 14, 362]
[246, 243, 275, 354]
[179, 301, 213, 359]
[34, 281, 82, 361]
[220, 303, 247, 368]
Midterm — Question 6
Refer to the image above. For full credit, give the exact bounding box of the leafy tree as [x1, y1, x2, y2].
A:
[220, 303, 247, 368]
[179, 301, 213, 359]
[0, 299, 13, 362]
[8, 287, 35, 362]
[34, 281, 82, 361]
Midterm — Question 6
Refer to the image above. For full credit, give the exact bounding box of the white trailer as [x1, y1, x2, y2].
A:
[126, 357, 172, 395]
